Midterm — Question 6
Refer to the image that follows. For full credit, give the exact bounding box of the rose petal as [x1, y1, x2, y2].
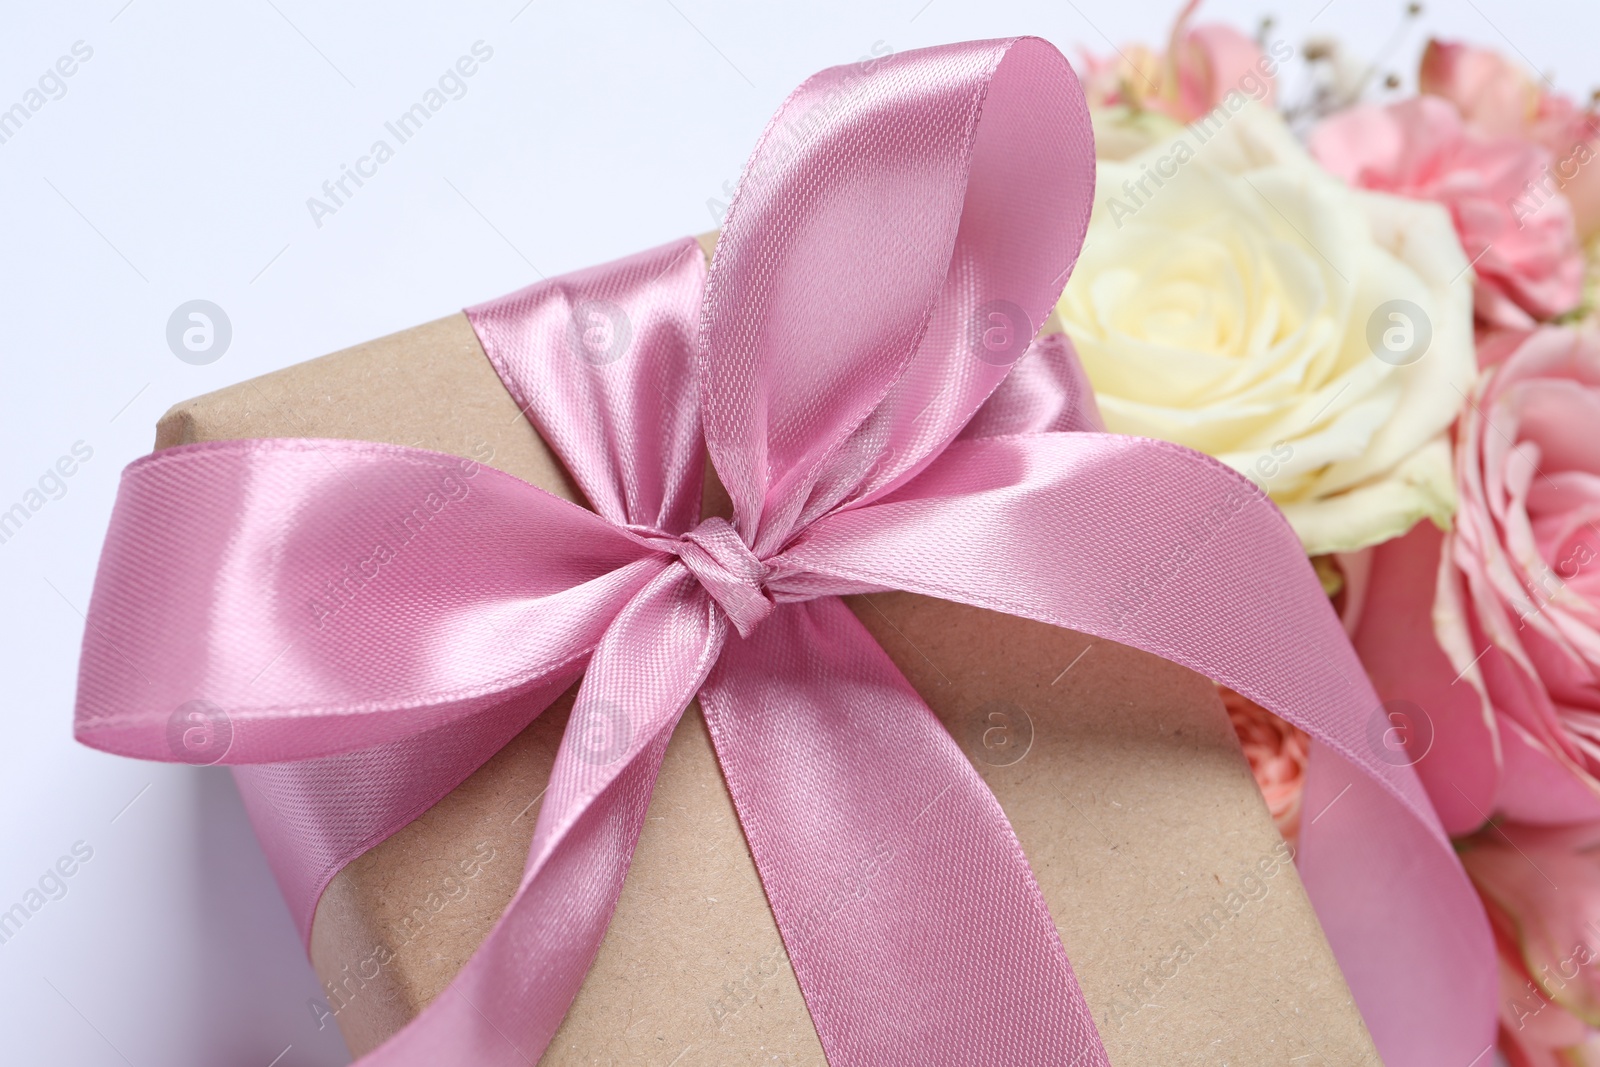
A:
[1351, 517, 1501, 833]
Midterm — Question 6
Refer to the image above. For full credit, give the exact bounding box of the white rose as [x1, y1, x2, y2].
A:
[1055, 99, 1475, 554]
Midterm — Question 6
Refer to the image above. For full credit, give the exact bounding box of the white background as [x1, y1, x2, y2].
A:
[1, 1, 1586, 1063]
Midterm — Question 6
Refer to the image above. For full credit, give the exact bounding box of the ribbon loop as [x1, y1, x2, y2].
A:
[700, 37, 1096, 558]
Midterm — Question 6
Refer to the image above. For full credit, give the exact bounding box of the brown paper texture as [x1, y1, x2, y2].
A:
[156, 238, 1378, 1065]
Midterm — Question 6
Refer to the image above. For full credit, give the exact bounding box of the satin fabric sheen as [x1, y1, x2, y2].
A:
[74, 37, 1494, 1065]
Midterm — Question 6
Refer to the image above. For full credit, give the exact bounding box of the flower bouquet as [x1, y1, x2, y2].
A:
[1079, 3, 1600, 1061]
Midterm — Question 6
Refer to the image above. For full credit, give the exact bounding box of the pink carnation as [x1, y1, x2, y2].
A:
[1312, 96, 1584, 329]
[1221, 687, 1309, 845]
[1421, 39, 1600, 243]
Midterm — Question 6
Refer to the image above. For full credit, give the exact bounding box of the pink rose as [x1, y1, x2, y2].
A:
[1460, 822, 1600, 1064]
[1352, 327, 1600, 833]
[1421, 39, 1600, 242]
[1448, 326, 1600, 824]
[1311, 96, 1585, 329]
[1221, 686, 1309, 844]
[1079, 0, 1283, 123]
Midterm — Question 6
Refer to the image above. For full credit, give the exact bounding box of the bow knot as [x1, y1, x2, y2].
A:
[674, 516, 774, 637]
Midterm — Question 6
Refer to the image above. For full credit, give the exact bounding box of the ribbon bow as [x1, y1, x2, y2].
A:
[76, 37, 1493, 1066]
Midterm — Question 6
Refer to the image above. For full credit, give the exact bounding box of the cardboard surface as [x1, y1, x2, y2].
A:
[156, 242, 1378, 1065]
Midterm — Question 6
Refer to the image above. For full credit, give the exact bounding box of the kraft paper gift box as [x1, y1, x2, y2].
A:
[152, 229, 1380, 1066]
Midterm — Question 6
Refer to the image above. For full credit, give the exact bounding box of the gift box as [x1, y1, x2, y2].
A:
[77, 35, 1493, 1067]
[150, 233, 1374, 1063]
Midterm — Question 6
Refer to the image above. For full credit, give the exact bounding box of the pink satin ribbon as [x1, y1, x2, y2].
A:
[75, 37, 1494, 1066]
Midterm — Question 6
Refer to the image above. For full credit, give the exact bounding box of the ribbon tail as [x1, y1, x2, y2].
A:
[778, 430, 1498, 1067]
[698, 596, 1109, 1067]
[1297, 742, 1490, 1063]
[360, 564, 724, 1066]
[236, 670, 584, 942]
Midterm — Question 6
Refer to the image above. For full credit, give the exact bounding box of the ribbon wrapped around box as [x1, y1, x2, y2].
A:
[75, 36, 1494, 1066]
